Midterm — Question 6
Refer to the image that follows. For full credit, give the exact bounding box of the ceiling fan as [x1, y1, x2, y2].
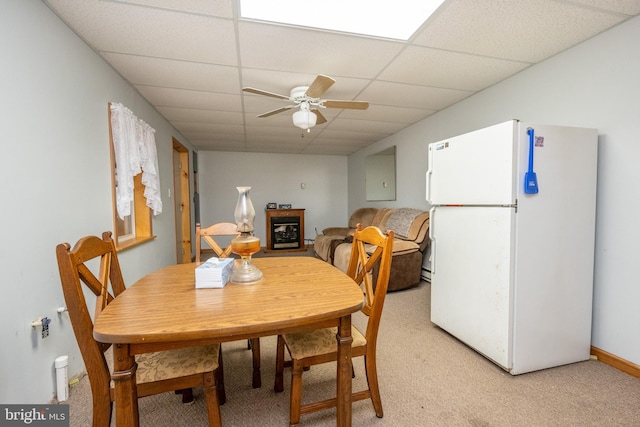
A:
[242, 74, 369, 132]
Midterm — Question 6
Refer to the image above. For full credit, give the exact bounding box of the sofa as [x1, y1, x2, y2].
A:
[314, 207, 430, 291]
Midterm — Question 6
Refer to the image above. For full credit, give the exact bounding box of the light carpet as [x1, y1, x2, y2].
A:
[65, 275, 640, 426]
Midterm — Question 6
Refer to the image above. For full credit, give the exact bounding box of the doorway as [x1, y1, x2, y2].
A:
[172, 138, 192, 263]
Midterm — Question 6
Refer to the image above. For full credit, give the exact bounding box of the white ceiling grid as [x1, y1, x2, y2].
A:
[43, 0, 640, 155]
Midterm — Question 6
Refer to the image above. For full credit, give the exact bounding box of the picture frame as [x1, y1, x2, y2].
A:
[266, 202, 277, 209]
[278, 204, 292, 209]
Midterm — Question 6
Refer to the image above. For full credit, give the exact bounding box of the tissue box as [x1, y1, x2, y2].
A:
[195, 257, 235, 288]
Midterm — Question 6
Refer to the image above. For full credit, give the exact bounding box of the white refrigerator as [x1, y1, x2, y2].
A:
[426, 120, 598, 375]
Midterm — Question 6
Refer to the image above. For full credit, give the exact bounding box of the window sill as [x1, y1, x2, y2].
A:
[116, 235, 156, 252]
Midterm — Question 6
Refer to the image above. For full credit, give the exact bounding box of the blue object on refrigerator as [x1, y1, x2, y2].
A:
[524, 128, 539, 194]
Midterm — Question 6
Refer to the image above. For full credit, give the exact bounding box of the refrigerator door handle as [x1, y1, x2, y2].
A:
[426, 170, 433, 202]
[429, 206, 436, 275]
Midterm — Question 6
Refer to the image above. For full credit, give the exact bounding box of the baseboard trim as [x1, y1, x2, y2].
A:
[591, 346, 640, 378]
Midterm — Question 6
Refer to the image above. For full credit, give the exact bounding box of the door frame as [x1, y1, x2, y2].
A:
[172, 138, 192, 263]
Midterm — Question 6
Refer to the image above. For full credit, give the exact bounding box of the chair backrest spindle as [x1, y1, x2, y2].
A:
[346, 224, 394, 344]
[195, 222, 239, 262]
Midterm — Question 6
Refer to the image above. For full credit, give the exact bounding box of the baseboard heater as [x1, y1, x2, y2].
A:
[421, 267, 431, 283]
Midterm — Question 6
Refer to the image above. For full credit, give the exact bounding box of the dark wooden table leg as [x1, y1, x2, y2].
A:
[336, 315, 353, 426]
[251, 337, 262, 388]
[111, 344, 139, 427]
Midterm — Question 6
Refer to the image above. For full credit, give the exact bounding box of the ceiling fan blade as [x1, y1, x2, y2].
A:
[243, 87, 290, 100]
[257, 106, 293, 118]
[323, 100, 369, 110]
[312, 109, 327, 125]
[305, 75, 335, 98]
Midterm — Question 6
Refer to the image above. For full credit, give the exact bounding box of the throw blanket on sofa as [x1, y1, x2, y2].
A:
[385, 208, 424, 239]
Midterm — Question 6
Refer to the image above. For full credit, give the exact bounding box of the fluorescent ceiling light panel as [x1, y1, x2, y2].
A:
[240, 0, 445, 40]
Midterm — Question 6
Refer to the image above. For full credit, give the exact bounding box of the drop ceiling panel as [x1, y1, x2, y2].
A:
[180, 134, 245, 144]
[243, 143, 306, 154]
[170, 121, 244, 134]
[361, 81, 472, 110]
[157, 107, 244, 124]
[192, 140, 247, 151]
[570, 0, 640, 15]
[328, 118, 404, 135]
[103, 53, 241, 92]
[46, 0, 238, 64]
[379, 46, 530, 91]
[245, 125, 313, 140]
[238, 21, 404, 78]
[136, 86, 243, 111]
[339, 105, 434, 123]
[318, 128, 389, 142]
[184, 132, 245, 142]
[305, 139, 373, 154]
[302, 145, 362, 155]
[247, 135, 310, 150]
[308, 140, 367, 149]
[412, 0, 627, 63]
[118, 0, 234, 17]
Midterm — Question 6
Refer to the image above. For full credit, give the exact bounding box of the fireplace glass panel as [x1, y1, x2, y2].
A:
[271, 217, 300, 249]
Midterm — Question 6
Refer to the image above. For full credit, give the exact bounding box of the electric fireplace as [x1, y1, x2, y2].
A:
[265, 208, 306, 252]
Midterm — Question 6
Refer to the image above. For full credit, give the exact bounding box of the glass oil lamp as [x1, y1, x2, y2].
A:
[230, 186, 263, 284]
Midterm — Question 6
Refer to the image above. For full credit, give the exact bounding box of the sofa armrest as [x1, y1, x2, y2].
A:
[391, 239, 420, 255]
[322, 227, 352, 236]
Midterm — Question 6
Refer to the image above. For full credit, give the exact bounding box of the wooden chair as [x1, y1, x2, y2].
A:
[56, 231, 224, 427]
[274, 224, 394, 425]
[195, 222, 239, 261]
[195, 222, 263, 389]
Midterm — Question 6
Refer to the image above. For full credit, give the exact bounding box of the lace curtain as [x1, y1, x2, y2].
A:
[110, 102, 162, 220]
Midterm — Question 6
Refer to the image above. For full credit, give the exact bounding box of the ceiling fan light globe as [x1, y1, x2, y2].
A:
[292, 109, 317, 130]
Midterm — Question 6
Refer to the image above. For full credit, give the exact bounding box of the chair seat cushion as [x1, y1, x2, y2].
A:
[282, 326, 366, 360]
[137, 344, 220, 384]
[109, 344, 220, 387]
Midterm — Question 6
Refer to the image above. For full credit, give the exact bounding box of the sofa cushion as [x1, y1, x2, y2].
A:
[371, 208, 394, 229]
[332, 242, 354, 274]
[314, 234, 347, 262]
[347, 207, 379, 229]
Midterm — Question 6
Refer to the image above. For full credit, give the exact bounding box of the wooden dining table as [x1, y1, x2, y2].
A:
[93, 256, 364, 427]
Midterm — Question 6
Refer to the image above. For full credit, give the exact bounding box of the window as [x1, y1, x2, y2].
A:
[108, 103, 157, 250]
[111, 173, 153, 250]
